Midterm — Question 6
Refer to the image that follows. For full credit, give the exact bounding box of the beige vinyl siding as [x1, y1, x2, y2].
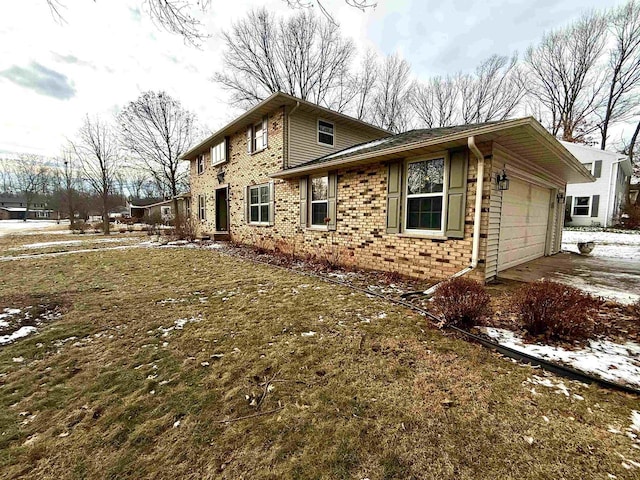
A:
[287, 110, 386, 167]
[485, 187, 502, 281]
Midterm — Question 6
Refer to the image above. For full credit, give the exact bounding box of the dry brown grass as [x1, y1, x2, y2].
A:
[0, 235, 638, 479]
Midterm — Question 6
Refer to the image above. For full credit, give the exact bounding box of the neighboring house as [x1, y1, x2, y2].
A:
[181, 92, 592, 283]
[128, 195, 191, 223]
[561, 142, 632, 227]
[0, 197, 54, 220]
[630, 176, 639, 206]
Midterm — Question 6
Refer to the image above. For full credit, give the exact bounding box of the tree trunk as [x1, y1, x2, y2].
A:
[102, 194, 110, 235]
[23, 201, 30, 222]
[172, 196, 180, 226]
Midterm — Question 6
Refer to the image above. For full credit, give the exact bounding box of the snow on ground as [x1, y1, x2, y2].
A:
[0, 326, 37, 345]
[0, 220, 70, 236]
[562, 230, 640, 260]
[13, 237, 135, 250]
[481, 327, 640, 388]
[0, 244, 148, 261]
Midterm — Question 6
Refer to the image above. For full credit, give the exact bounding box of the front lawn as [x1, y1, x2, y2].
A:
[0, 238, 639, 479]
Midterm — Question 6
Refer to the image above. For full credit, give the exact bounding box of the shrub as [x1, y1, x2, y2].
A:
[514, 280, 601, 341]
[618, 204, 640, 229]
[432, 277, 491, 328]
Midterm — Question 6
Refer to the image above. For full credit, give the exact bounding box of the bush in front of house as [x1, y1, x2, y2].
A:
[432, 277, 491, 328]
[514, 280, 601, 341]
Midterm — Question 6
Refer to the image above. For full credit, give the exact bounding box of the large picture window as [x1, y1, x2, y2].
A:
[573, 196, 590, 216]
[310, 175, 329, 226]
[405, 157, 445, 232]
[249, 184, 270, 224]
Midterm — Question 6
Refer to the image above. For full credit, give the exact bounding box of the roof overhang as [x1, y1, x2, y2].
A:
[271, 117, 595, 184]
[180, 92, 390, 161]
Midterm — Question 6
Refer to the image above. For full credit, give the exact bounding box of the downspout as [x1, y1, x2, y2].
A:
[418, 136, 485, 297]
[286, 101, 300, 170]
[604, 158, 625, 228]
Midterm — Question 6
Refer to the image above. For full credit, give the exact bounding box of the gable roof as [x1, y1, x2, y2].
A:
[272, 117, 595, 184]
[180, 92, 390, 161]
[560, 141, 633, 176]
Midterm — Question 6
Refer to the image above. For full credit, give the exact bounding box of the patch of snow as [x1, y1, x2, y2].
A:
[631, 411, 640, 434]
[301, 331, 316, 337]
[562, 230, 640, 261]
[0, 326, 37, 345]
[481, 327, 640, 388]
[14, 237, 134, 250]
[552, 274, 639, 306]
[0, 220, 70, 237]
[0, 244, 145, 261]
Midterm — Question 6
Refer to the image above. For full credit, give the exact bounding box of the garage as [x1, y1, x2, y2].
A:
[497, 178, 551, 271]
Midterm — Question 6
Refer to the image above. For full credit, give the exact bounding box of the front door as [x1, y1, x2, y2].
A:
[215, 187, 229, 232]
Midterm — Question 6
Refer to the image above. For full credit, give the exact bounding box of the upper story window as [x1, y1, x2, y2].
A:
[211, 139, 227, 167]
[583, 162, 593, 174]
[310, 175, 329, 226]
[405, 157, 446, 233]
[247, 116, 268, 154]
[196, 154, 205, 175]
[318, 119, 334, 146]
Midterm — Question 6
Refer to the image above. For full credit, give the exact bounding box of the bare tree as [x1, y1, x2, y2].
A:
[598, 0, 640, 149]
[460, 54, 525, 124]
[119, 91, 195, 224]
[411, 76, 459, 128]
[370, 54, 414, 132]
[12, 154, 48, 221]
[525, 12, 608, 142]
[350, 49, 379, 121]
[214, 8, 355, 109]
[0, 158, 15, 194]
[46, 0, 211, 46]
[284, 0, 377, 25]
[71, 115, 121, 234]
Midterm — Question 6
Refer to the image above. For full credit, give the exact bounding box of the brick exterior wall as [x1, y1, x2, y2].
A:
[189, 105, 495, 283]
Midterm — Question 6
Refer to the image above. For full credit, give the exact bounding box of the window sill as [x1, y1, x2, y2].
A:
[306, 225, 331, 232]
[248, 222, 272, 227]
[397, 232, 448, 240]
[250, 147, 267, 156]
[211, 160, 227, 168]
[317, 141, 334, 148]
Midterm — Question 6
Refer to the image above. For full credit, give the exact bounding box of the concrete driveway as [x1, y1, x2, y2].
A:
[498, 230, 640, 305]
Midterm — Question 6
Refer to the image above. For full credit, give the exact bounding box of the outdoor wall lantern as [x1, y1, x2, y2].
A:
[557, 192, 565, 203]
[216, 170, 225, 184]
[497, 170, 510, 191]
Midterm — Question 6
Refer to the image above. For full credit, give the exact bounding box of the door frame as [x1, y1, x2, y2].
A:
[214, 185, 230, 233]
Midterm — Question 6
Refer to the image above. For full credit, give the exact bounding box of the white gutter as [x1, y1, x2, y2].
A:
[423, 136, 485, 295]
[468, 136, 485, 268]
[604, 158, 626, 228]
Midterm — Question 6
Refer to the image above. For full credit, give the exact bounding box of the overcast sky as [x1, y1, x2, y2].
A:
[0, 0, 624, 157]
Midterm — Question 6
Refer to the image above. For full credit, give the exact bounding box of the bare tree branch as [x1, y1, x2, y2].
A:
[411, 76, 459, 128]
[369, 54, 414, 132]
[283, 0, 377, 26]
[525, 12, 608, 142]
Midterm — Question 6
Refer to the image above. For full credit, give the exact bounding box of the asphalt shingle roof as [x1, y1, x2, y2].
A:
[290, 120, 509, 170]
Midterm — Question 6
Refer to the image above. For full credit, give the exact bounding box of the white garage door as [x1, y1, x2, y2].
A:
[498, 178, 551, 271]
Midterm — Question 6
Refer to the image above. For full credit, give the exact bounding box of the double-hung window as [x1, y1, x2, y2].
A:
[318, 120, 334, 146]
[211, 139, 226, 166]
[198, 195, 206, 221]
[310, 175, 329, 226]
[405, 157, 446, 233]
[196, 154, 204, 175]
[249, 184, 270, 225]
[573, 196, 590, 216]
[247, 116, 268, 153]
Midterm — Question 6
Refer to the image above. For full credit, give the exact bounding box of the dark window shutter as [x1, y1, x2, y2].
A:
[327, 172, 337, 231]
[591, 195, 599, 217]
[299, 176, 308, 227]
[268, 181, 275, 226]
[224, 136, 230, 162]
[594, 160, 602, 178]
[386, 162, 402, 234]
[262, 116, 268, 149]
[565, 195, 572, 220]
[247, 126, 253, 154]
[445, 149, 468, 239]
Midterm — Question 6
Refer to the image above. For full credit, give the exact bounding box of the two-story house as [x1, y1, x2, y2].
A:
[181, 92, 593, 283]
[561, 141, 632, 228]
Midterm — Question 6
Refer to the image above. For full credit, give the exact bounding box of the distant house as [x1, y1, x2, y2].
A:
[562, 142, 633, 227]
[0, 197, 54, 220]
[128, 194, 190, 223]
[181, 92, 593, 283]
